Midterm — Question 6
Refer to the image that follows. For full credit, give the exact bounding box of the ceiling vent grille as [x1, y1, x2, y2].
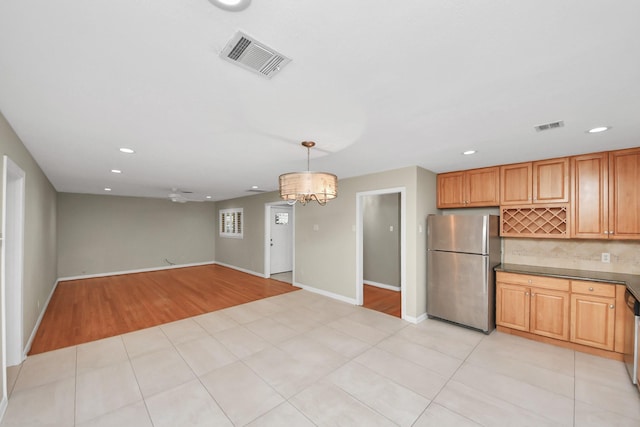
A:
[220, 31, 291, 79]
[534, 120, 565, 132]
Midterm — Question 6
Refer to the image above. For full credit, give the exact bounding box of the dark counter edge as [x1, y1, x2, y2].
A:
[495, 263, 640, 301]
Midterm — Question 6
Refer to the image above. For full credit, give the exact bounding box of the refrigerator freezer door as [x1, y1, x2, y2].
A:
[427, 214, 492, 255]
[427, 250, 494, 332]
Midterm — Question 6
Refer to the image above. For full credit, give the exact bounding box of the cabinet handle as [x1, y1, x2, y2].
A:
[609, 231, 614, 235]
[610, 304, 615, 309]
[525, 292, 529, 296]
[604, 231, 609, 234]
[589, 287, 594, 292]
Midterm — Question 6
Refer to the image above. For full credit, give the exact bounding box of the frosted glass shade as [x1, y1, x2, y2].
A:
[279, 171, 338, 205]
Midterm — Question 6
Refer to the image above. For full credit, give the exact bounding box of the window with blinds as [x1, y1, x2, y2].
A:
[219, 208, 243, 238]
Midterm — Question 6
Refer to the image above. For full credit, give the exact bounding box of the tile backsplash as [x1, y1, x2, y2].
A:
[502, 238, 640, 274]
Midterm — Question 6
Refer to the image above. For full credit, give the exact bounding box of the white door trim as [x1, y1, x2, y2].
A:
[1, 156, 26, 393]
[264, 201, 295, 280]
[356, 187, 406, 320]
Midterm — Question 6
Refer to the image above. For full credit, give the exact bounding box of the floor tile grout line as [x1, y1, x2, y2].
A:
[443, 332, 578, 426]
[122, 336, 158, 427]
[420, 330, 488, 425]
[573, 351, 577, 427]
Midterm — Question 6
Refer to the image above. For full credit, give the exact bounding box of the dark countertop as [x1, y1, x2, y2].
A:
[495, 263, 640, 301]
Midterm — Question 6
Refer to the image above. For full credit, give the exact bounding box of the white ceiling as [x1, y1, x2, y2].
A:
[0, 1, 639, 202]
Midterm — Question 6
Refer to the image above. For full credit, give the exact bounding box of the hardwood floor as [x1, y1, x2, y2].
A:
[29, 264, 298, 355]
[363, 284, 401, 318]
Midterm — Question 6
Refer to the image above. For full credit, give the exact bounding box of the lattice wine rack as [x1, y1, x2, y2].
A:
[500, 204, 570, 238]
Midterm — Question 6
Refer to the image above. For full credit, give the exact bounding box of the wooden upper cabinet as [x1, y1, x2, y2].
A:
[500, 158, 569, 205]
[571, 148, 640, 239]
[437, 171, 465, 208]
[571, 152, 608, 238]
[466, 167, 500, 206]
[500, 162, 532, 205]
[533, 157, 570, 203]
[609, 147, 640, 239]
[437, 167, 499, 208]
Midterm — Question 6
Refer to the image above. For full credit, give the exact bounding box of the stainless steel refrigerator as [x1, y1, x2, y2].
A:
[427, 214, 500, 333]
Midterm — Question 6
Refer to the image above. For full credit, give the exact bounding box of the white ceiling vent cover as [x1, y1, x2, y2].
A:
[220, 31, 291, 79]
[534, 120, 565, 132]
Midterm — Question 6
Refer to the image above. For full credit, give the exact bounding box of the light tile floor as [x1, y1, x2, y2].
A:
[2, 290, 640, 426]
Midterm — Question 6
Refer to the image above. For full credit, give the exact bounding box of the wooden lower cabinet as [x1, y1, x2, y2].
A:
[496, 273, 570, 341]
[530, 288, 570, 341]
[570, 280, 617, 351]
[496, 283, 530, 331]
[496, 272, 625, 358]
[570, 293, 615, 350]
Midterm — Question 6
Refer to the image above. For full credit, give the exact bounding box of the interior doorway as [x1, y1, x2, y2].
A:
[2, 156, 26, 372]
[356, 187, 406, 319]
[264, 203, 294, 283]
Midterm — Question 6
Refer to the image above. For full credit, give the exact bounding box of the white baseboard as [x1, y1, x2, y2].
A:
[294, 282, 358, 305]
[403, 312, 427, 324]
[23, 278, 60, 359]
[363, 280, 401, 292]
[213, 262, 266, 279]
[57, 261, 216, 282]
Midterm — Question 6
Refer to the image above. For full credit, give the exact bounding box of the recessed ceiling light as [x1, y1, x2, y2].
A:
[119, 148, 135, 154]
[251, 185, 259, 189]
[111, 169, 122, 174]
[104, 187, 112, 192]
[208, 0, 251, 11]
[205, 195, 212, 199]
[587, 126, 611, 133]
[463, 150, 477, 155]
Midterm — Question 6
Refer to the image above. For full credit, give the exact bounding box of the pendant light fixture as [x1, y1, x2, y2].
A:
[279, 142, 338, 206]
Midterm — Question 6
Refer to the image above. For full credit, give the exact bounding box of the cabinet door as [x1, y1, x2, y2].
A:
[570, 294, 615, 351]
[609, 147, 640, 239]
[466, 167, 500, 206]
[571, 152, 609, 238]
[437, 172, 465, 208]
[496, 283, 530, 331]
[500, 162, 532, 205]
[533, 157, 569, 203]
[530, 288, 570, 340]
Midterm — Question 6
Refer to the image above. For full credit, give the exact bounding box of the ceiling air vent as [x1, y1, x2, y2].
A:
[534, 120, 565, 132]
[220, 31, 291, 79]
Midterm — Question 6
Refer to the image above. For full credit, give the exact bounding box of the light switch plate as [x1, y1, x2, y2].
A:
[601, 253, 610, 263]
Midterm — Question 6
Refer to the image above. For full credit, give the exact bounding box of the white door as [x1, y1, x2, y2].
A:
[270, 206, 293, 274]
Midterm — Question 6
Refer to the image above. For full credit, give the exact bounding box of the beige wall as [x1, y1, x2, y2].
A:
[215, 191, 283, 275]
[416, 166, 438, 316]
[57, 193, 217, 277]
[363, 193, 400, 287]
[295, 166, 438, 319]
[0, 111, 58, 359]
[503, 238, 640, 274]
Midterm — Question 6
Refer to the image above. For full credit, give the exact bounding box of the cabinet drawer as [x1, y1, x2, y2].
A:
[571, 280, 616, 298]
[496, 272, 569, 291]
